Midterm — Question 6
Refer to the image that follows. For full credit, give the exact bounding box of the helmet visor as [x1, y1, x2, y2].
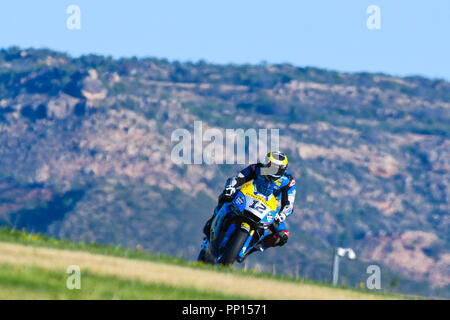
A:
[261, 162, 286, 180]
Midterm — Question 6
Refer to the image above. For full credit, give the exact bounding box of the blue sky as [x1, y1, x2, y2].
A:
[1, 0, 449, 80]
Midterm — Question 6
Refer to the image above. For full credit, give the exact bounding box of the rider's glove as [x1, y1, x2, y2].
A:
[274, 212, 286, 224]
[224, 186, 236, 197]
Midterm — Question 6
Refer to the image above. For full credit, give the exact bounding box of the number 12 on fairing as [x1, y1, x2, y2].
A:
[248, 199, 267, 214]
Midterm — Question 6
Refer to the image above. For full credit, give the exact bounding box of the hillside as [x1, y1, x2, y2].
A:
[0, 47, 448, 298]
[0, 227, 403, 300]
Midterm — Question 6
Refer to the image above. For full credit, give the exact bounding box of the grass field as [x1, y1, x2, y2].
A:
[0, 263, 245, 299]
[0, 227, 407, 300]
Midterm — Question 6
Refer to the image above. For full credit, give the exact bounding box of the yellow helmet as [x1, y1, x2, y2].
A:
[262, 151, 288, 181]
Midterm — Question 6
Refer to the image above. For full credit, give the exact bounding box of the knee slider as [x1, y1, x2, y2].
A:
[277, 230, 289, 246]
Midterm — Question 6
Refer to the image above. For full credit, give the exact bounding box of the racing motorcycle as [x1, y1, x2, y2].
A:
[197, 181, 280, 266]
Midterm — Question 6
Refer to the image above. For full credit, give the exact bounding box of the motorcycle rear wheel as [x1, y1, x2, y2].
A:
[197, 249, 206, 262]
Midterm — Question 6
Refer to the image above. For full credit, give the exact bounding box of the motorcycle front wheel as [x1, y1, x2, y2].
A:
[221, 228, 249, 266]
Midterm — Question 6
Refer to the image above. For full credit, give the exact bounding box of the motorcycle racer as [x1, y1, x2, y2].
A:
[201, 151, 296, 257]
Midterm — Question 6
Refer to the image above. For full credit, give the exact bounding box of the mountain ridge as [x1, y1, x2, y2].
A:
[0, 46, 448, 298]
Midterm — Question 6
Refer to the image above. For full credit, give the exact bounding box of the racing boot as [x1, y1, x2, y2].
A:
[197, 237, 210, 262]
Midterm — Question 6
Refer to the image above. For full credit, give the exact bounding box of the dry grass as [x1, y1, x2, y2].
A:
[0, 242, 394, 300]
